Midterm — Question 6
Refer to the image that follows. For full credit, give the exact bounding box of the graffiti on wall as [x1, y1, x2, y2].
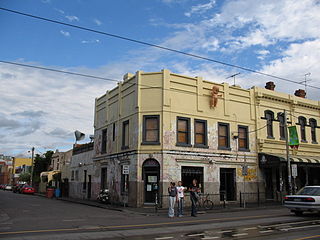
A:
[237, 167, 257, 181]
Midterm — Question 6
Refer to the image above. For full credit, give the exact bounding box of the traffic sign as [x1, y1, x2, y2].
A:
[122, 165, 129, 175]
[291, 164, 298, 178]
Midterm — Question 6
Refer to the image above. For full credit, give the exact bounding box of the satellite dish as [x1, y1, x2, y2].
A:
[74, 130, 85, 142]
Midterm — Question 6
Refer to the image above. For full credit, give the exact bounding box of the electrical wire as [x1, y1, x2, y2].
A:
[1, 7, 320, 90]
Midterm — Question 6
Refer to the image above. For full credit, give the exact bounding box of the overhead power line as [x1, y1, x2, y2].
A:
[0, 7, 319, 90]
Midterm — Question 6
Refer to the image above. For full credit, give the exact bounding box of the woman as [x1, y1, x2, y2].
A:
[189, 179, 200, 217]
[168, 182, 177, 218]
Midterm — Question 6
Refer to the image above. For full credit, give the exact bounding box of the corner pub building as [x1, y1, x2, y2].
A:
[92, 69, 320, 207]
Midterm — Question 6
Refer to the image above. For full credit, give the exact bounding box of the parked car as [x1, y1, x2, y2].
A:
[4, 185, 12, 191]
[21, 185, 35, 194]
[283, 186, 320, 216]
[13, 184, 23, 193]
[0, 184, 5, 190]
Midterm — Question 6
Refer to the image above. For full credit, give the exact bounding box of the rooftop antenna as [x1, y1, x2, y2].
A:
[226, 72, 241, 86]
[298, 72, 311, 95]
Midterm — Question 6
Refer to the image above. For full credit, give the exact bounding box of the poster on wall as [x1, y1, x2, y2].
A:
[148, 176, 157, 183]
[147, 184, 152, 191]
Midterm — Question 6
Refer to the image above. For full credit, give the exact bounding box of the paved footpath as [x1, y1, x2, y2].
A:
[1, 191, 319, 240]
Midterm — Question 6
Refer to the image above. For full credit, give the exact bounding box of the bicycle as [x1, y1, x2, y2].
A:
[196, 193, 214, 210]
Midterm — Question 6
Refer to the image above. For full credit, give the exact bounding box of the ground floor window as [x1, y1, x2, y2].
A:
[181, 166, 204, 192]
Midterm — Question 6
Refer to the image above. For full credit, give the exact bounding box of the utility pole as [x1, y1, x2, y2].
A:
[30, 147, 35, 186]
[284, 110, 292, 195]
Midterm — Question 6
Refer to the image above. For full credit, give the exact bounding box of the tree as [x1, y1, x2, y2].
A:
[19, 172, 31, 182]
[32, 150, 54, 184]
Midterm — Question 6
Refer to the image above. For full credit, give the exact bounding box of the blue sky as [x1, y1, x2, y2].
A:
[0, 0, 319, 155]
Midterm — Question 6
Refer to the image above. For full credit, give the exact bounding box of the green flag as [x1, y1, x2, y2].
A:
[288, 126, 299, 146]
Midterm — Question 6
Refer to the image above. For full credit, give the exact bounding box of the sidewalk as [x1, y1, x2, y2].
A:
[35, 193, 283, 216]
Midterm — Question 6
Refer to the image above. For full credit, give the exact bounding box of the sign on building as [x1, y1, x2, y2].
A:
[122, 165, 129, 175]
[291, 164, 298, 178]
[242, 165, 248, 176]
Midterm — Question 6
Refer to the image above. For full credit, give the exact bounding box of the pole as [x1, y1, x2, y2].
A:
[30, 147, 35, 187]
[243, 155, 246, 208]
[284, 110, 292, 195]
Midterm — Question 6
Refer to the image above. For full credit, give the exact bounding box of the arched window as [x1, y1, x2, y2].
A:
[265, 110, 274, 138]
[298, 116, 307, 142]
[277, 112, 285, 140]
[309, 118, 317, 143]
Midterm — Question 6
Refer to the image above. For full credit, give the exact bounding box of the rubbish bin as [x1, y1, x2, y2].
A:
[46, 188, 54, 198]
[55, 188, 61, 198]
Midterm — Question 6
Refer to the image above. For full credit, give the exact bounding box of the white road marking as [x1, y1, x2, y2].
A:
[217, 230, 233, 233]
[232, 233, 249, 237]
[201, 237, 219, 240]
[259, 220, 319, 229]
[62, 219, 85, 222]
[187, 233, 205, 237]
[280, 224, 320, 232]
[259, 230, 274, 233]
[242, 227, 257, 231]
[155, 237, 174, 240]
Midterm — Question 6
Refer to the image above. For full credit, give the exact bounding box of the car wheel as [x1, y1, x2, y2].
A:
[294, 211, 303, 216]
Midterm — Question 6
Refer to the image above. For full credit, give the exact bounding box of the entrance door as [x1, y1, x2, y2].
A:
[87, 175, 92, 199]
[143, 159, 160, 204]
[265, 168, 274, 199]
[101, 168, 108, 189]
[220, 168, 236, 201]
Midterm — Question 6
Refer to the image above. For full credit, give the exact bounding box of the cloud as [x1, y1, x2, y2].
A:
[65, 15, 79, 22]
[93, 18, 102, 26]
[81, 39, 100, 44]
[185, 0, 216, 17]
[47, 128, 73, 138]
[54, 8, 65, 14]
[60, 30, 70, 37]
[12, 110, 47, 117]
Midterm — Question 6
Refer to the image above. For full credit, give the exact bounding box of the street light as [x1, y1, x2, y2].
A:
[28, 147, 35, 186]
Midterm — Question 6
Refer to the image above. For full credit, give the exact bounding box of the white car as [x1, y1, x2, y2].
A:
[5, 185, 12, 191]
[284, 186, 320, 216]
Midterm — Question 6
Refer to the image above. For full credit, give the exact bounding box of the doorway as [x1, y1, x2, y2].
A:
[101, 168, 108, 189]
[143, 159, 160, 204]
[87, 175, 92, 199]
[220, 168, 236, 201]
[265, 168, 274, 199]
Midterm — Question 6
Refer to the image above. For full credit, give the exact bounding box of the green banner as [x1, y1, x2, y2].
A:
[288, 126, 299, 146]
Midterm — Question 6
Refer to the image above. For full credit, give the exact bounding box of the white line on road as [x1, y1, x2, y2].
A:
[217, 230, 233, 233]
[62, 219, 85, 222]
[280, 224, 320, 232]
[259, 230, 274, 233]
[259, 219, 319, 229]
[232, 233, 249, 237]
[155, 237, 174, 240]
[187, 233, 205, 237]
[242, 227, 257, 231]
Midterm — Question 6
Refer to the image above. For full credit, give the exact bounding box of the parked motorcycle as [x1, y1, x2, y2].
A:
[97, 189, 110, 203]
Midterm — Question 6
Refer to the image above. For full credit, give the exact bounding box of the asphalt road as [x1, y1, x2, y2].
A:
[0, 190, 319, 240]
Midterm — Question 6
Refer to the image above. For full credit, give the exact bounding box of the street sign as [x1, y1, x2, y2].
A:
[122, 165, 129, 175]
[242, 165, 248, 176]
[291, 164, 298, 178]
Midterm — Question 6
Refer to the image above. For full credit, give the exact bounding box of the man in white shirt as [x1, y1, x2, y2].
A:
[176, 181, 185, 217]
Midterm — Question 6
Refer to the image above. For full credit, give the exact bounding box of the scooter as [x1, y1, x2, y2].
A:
[97, 189, 110, 203]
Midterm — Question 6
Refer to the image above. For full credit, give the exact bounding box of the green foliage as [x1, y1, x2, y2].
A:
[19, 172, 31, 182]
[32, 150, 54, 183]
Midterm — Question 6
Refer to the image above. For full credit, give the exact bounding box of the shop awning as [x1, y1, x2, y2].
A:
[259, 153, 320, 166]
[40, 170, 61, 182]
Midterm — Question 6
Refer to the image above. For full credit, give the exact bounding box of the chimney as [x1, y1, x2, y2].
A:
[294, 89, 306, 98]
[265, 81, 275, 90]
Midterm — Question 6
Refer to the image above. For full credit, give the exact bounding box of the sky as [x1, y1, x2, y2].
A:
[0, 0, 320, 156]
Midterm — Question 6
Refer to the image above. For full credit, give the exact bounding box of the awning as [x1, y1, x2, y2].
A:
[40, 170, 61, 182]
[259, 153, 320, 166]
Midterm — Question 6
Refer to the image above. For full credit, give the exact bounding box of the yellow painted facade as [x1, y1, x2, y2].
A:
[93, 70, 320, 207]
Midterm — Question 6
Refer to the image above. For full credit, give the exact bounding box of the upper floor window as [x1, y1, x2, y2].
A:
[265, 110, 274, 138]
[122, 120, 129, 149]
[298, 116, 307, 142]
[218, 122, 230, 150]
[177, 117, 191, 146]
[101, 128, 107, 153]
[277, 112, 285, 140]
[194, 119, 208, 147]
[310, 118, 317, 144]
[142, 115, 160, 145]
[112, 123, 116, 142]
[238, 125, 249, 151]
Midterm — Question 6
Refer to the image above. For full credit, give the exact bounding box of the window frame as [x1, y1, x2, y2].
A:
[142, 115, 160, 145]
[310, 118, 318, 144]
[218, 122, 231, 150]
[122, 120, 130, 150]
[238, 125, 249, 151]
[277, 112, 286, 140]
[176, 116, 191, 147]
[298, 116, 307, 143]
[101, 128, 107, 154]
[264, 110, 274, 139]
[112, 123, 116, 142]
[194, 119, 208, 148]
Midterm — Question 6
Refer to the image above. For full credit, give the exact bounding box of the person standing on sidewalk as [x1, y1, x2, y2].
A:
[189, 179, 200, 217]
[168, 182, 177, 218]
[176, 181, 186, 217]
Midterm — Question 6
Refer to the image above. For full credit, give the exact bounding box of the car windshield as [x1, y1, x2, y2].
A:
[297, 187, 320, 196]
